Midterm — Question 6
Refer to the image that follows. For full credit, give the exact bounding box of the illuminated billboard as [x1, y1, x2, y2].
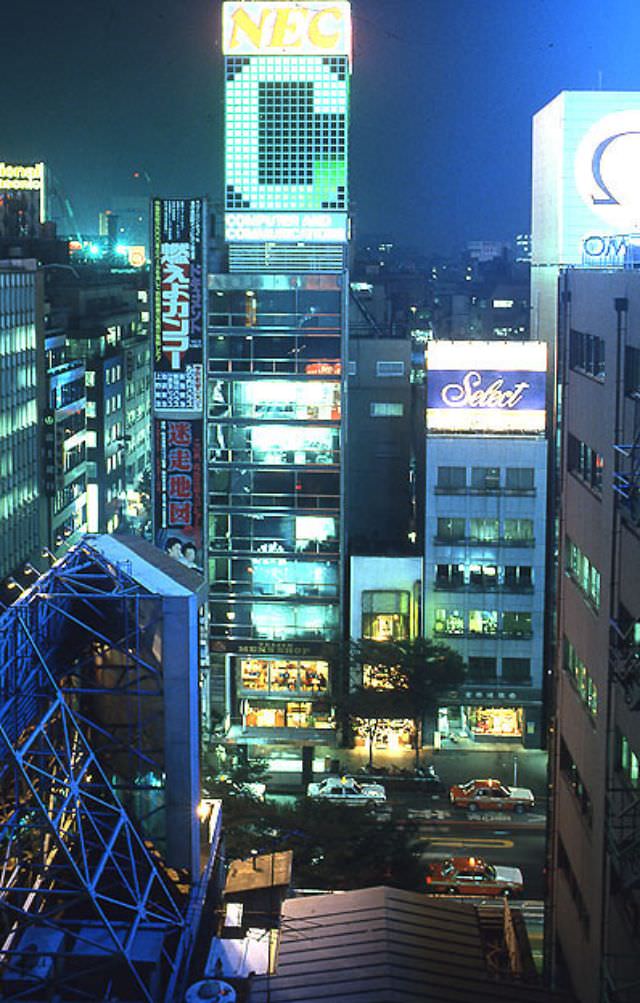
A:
[225, 210, 347, 243]
[426, 342, 547, 434]
[154, 418, 204, 570]
[532, 93, 640, 267]
[152, 198, 205, 414]
[0, 162, 45, 238]
[223, 2, 351, 58]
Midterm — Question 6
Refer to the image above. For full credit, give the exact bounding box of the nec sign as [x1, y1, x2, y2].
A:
[223, 2, 351, 57]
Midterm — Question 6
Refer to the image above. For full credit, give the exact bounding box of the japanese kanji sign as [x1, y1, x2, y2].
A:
[152, 198, 205, 414]
[154, 418, 204, 570]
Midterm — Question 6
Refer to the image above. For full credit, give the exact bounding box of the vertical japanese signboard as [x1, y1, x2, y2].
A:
[152, 197, 207, 573]
[152, 198, 205, 413]
[154, 418, 204, 571]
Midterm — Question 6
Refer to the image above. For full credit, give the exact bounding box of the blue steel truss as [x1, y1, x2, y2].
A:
[0, 543, 189, 1001]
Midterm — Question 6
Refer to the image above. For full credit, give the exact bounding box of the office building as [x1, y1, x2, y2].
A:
[423, 340, 547, 748]
[0, 259, 41, 582]
[549, 269, 640, 1003]
[205, 1, 351, 750]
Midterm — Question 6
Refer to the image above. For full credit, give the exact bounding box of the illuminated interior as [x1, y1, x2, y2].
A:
[242, 699, 334, 729]
[240, 657, 329, 694]
[466, 705, 523, 738]
[353, 718, 415, 750]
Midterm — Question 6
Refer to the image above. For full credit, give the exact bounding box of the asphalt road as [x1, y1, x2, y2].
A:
[386, 790, 548, 900]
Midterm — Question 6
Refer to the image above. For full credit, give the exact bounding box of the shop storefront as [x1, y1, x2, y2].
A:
[353, 717, 416, 752]
[437, 700, 537, 747]
[242, 698, 334, 730]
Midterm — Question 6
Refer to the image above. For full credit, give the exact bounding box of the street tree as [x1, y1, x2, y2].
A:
[350, 637, 467, 767]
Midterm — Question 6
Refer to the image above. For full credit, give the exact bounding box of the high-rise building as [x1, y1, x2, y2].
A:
[0, 259, 41, 582]
[551, 269, 640, 1003]
[423, 340, 548, 748]
[207, 1, 351, 751]
[531, 91, 640, 1001]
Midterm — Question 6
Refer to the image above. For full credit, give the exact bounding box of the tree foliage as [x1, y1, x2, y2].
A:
[348, 637, 467, 765]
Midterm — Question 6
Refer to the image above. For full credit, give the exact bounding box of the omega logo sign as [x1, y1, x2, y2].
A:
[223, 2, 350, 56]
[575, 110, 640, 230]
[440, 372, 531, 409]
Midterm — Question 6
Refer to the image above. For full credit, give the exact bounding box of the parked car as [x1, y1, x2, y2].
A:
[449, 778, 535, 813]
[306, 775, 387, 804]
[426, 856, 524, 896]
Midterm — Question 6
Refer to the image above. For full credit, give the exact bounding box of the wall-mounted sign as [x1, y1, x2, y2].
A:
[154, 418, 204, 571]
[223, 2, 351, 58]
[152, 198, 205, 414]
[225, 211, 347, 244]
[426, 341, 547, 434]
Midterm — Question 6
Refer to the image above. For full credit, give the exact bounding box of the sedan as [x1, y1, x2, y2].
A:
[306, 775, 387, 803]
[426, 856, 524, 896]
[449, 778, 535, 813]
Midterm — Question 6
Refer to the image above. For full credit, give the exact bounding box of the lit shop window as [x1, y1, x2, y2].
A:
[362, 591, 410, 641]
[353, 717, 415, 751]
[243, 700, 334, 730]
[466, 706, 523, 739]
[240, 658, 329, 694]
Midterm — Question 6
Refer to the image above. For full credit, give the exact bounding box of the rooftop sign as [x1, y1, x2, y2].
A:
[426, 341, 547, 434]
[223, 2, 351, 57]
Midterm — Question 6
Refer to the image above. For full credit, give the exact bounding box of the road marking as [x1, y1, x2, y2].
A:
[423, 836, 514, 848]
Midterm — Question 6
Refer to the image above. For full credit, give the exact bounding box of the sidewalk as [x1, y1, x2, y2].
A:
[265, 744, 549, 798]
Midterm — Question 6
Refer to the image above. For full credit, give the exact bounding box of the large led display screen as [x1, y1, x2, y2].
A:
[532, 92, 640, 268]
[225, 210, 347, 243]
[426, 342, 547, 434]
[224, 53, 348, 223]
[152, 198, 205, 414]
[223, 2, 351, 58]
[154, 418, 203, 570]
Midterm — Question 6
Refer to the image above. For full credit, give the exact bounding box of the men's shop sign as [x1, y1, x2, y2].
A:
[427, 369, 546, 433]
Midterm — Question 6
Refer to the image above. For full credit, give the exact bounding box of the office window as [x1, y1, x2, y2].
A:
[437, 466, 466, 490]
[437, 517, 465, 541]
[469, 518, 499, 542]
[564, 638, 598, 718]
[362, 591, 410, 641]
[504, 565, 533, 589]
[502, 611, 532, 637]
[567, 433, 603, 494]
[469, 564, 497, 588]
[625, 345, 640, 397]
[370, 402, 404, 417]
[468, 657, 497, 681]
[502, 658, 531, 683]
[566, 537, 601, 610]
[505, 467, 534, 490]
[434, 608, 465, 635]
[471, 467, 500, 490]
[376, 360, 405, 377]
[435, 564, 464, 588]
[570, 328, 605, 381]
[468, 609, 498, 635]
[504, 518, 534, 544]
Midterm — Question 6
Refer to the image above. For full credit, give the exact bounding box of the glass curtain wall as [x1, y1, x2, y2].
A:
[208, 275, 344, 646]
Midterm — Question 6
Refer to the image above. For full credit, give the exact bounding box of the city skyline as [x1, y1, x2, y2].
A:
[4, 0, 640, 252]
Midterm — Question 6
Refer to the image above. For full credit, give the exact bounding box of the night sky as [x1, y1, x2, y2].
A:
[4, 0, 640, 253]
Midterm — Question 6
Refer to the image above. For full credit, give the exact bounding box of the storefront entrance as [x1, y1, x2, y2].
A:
[437, 705, 525, 747]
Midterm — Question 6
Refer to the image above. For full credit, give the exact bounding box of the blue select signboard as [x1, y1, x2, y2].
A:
[426, 367, 546, 433]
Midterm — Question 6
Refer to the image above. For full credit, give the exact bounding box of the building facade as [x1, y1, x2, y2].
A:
[0, 260, 41, 582]
[549, 269, 640, 1003]
[423, 340, 548, 748]
[208, 1, 352, 751]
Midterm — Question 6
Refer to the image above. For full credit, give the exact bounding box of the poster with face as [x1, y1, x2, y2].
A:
[154, 418, 204, 573]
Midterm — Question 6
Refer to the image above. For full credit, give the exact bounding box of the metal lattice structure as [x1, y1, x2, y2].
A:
[0, 542, 190, 1001]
